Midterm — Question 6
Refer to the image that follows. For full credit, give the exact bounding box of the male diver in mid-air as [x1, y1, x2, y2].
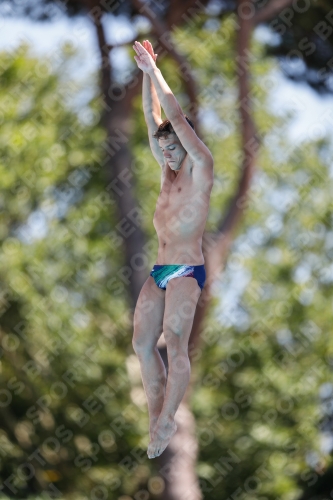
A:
[132, 40, 214, 459]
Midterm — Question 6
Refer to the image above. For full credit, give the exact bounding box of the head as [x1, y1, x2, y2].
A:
[153, 115, 195, 172]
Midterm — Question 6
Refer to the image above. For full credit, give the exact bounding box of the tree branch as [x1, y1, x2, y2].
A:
[132, 0, 202, 134]
[166, 0, 210, 28]
[253, 0, 295, 26]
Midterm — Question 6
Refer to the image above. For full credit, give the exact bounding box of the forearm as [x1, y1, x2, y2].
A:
[147, 67, 183, 121]
[142, 73, 161, 122]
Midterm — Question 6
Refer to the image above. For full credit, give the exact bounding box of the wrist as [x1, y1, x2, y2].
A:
[147, 65, 159, 76]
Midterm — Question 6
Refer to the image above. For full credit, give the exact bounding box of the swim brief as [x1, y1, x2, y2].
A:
[150, 264, 206, 291]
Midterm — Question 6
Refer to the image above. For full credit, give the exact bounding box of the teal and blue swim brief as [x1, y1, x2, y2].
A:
[150, 264, 206, 291]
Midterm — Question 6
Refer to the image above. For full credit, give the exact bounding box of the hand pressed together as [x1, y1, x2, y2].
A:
[133, 40, 157, 73]
[142, 39, 158, 62]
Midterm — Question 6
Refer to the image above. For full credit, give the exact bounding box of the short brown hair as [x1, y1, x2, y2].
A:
[153, 115, 194, 139]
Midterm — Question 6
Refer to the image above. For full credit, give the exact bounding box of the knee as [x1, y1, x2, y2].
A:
[132, 335, 155, 357]
[163, 329, 187, 357]
[166, 343, 190, 376]
[132, 337, 145, 356]
[163, 324, 182, 341]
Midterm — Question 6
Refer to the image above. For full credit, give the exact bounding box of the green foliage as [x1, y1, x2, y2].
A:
[0, 45, 146, 499]
[169, 18, 333, 499]
[1, 17, 333, 500]
[148, 16, 333, 499]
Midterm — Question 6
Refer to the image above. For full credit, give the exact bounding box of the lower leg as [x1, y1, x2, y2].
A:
[135, 346, 167, 436]
[147, 348, 190, 458]
[158, 349, 190, 424]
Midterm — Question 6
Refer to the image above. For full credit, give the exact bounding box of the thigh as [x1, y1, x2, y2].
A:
[163, 277, 201, 350]
[133, 276, 165, 348]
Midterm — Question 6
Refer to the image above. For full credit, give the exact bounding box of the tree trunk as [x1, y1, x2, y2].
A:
[93, 9, 148, 309]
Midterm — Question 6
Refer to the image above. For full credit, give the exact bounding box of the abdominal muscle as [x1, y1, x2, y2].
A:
[153, 161, 211, 265]
[155, 239, 205, 265]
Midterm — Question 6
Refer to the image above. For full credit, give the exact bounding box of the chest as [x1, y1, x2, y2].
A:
[157, 159, 194, 208]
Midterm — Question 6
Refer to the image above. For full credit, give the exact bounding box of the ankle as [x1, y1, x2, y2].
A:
[157, 413, 175, 426]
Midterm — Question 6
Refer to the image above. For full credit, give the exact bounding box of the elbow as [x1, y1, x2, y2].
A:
[173, 106, 184, 120]
[167, 108, 184, 124]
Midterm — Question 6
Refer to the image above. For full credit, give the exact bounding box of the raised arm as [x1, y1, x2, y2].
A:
[133, 40, 213, 169]
[142, 42, 160, 125]
[141, 41, 164, 168]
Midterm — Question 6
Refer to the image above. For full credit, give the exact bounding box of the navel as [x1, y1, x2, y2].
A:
[178, 187, 181, 192]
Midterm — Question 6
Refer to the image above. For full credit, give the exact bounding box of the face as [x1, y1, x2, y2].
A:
[158, 134, 186, 171]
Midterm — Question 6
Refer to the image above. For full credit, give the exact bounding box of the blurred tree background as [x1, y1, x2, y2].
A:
[1, 1, 333, 499]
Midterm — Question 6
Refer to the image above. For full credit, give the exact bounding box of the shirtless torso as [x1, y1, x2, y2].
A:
[153, 155, 212, 265]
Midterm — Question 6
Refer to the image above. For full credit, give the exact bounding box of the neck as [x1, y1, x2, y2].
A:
[169, 164, 180, 176]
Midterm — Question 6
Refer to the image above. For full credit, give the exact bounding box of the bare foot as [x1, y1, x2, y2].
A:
[147, 418, 177, 459]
